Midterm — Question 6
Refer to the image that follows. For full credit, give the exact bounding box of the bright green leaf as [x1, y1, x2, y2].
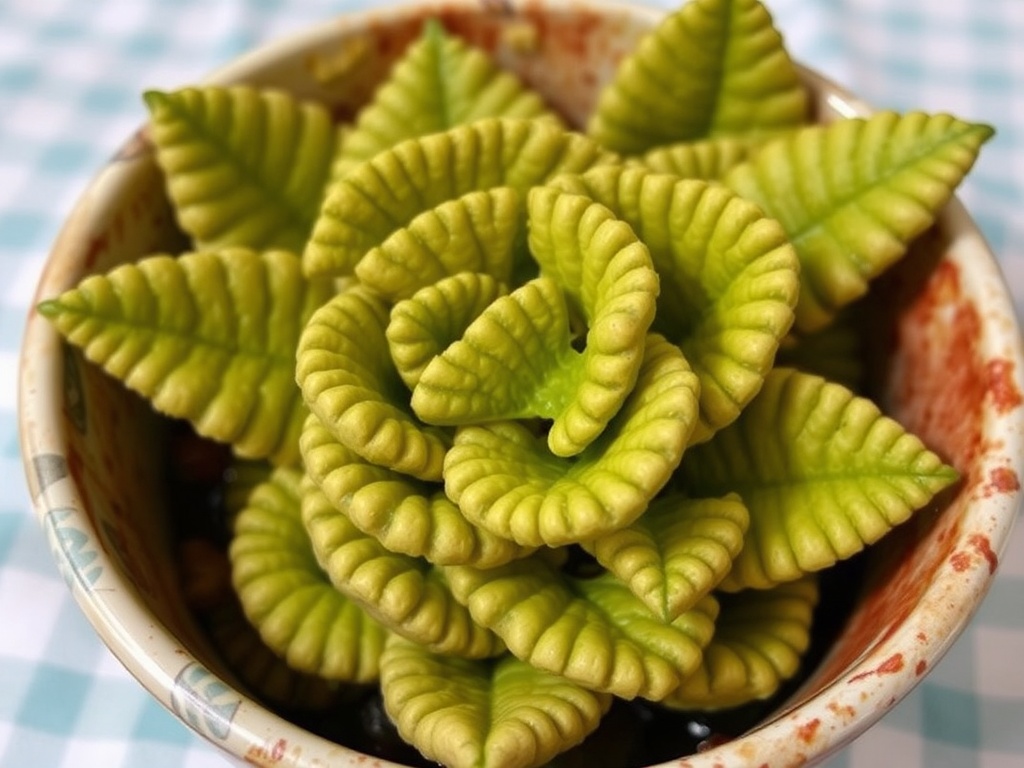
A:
[637, 136, 753, 180]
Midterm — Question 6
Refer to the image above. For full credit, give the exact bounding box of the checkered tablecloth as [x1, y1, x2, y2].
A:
[2, 1, 1022, 766]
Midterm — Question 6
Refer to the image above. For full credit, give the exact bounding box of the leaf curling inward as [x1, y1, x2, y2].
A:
[582, 493, 749, 622]
[228, 466, 387, 682]
[380, 635, 612, 768]
[587, 0, 808, 154]
[636, 136, 753, 180]
[330, 19, 562, 182]
[300, 412, 533, 568]
[442, 333, 700, 548]
[387, 271, 508, 392]
[662, 575, 819, 710]
[304, 117, 617, 277]
[144, 85, 336, 252]
[724, 110, 995, 332]
[301, 476, 504, 658]
[680, 367, 960, 590]
[355, 187, 525, 304]
[38, 248, 334, 466]
[546, 165, 799, 444]
[445, 555, 720, 701]
[295, 285, 451, 481]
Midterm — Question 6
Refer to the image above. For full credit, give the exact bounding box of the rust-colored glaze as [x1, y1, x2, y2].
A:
[985, 358, 1023, 414]
[968, 532, 999, 574]
[848, 653, 904, 683]
[827, 701, 857, 721]
[987, 466, 1021, 495]
[796, 718, 822, 744]
[950, 550, 972, 572]
[915, 659, 927, 676]
[244, 737, 289, 766]
[82, 233, 109, 271]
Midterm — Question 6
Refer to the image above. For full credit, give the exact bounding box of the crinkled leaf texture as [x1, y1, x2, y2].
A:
[663, 576, 819, 710]
[681, 367, 959, 590]
[380, 635, 611, 768]
[228, 466, 387, 682]
[388, 272, 508, 392]
[583, 493, 749, 621]
[443, 334, 700, 548]
[549, 166, 799, 443]
[356, 187, 525, 304]
[302, 476, 504, 659]
[725, 111, 995, 331]
[145, 86, 335, 252]
[38, 248, 333, 466]
[301, 413, 533, 568]
[638, 136, 752, 180]
[304, 117, 616, 276]
[587, 0, 807, 154]
[331, 20, 560, 181]
[445, 555, 719, 701]
[295, 286, 450, 481]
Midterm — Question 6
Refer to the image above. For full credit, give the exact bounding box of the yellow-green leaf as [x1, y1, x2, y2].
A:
[637, 136, 753, 180]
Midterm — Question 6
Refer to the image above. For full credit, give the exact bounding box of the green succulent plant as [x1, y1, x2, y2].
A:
[40, 0, 989, 765]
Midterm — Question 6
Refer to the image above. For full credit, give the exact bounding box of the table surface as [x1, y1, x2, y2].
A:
[2, 1, 1023, 766]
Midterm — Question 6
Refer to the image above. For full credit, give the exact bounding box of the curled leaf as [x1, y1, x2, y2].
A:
[583, 493, 749, 621]
[331, 20, 560, 181]
[295, 286, 450, 481]
[446, 556, 719, 701]
[356, 188, 525, 303]
[680, 367, 960, 590]
[229, 467, 387, 682]
[387, 272, 508, 391]
[305, 118, 616, 276]
[443, 334, 700, 548]
[548, 166, 799, 442]
[301, 413, 533, 568]
[663, 576, 819, 710]
[725, 111, 995, 331]
[302, 477, 504, 658]
[38, 248, 333, 466]
[637, 136, 752, 180]
[380, 635, 611, 768]
[588, 0, 807, 154]
[144, 86, 335, 252]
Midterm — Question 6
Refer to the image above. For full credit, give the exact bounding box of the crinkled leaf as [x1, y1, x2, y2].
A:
[380, 636, 611, 768]
[301, 477, 503, 658]
[724, 111, 995, 331]
[144, 86, 335, 252]
[304, 117, 616, 276]
[446, 556, 719, 701]
[443, 334, 699, 548]
[295, 286, 450, 481]
[356, 188, 525, 303]
[331, 20, 560, 181]
[587, 0, 807, 154]
[38, 248, 333, 466]
[388, 272, 507, 391]
[663, 576, 819, 710]
[680, 368, 960, 590]
[548, 166, 799, 442]
[637, 136, 753, 180]
[228, 466, 387, 682]
[301, 413, 532, 568]
[583, 494, 749, 621]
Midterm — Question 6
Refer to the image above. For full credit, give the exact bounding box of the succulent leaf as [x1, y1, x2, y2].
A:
[356, 187, 525, 303]
[304, 118, 616, 276]
[548, 166, 799, 442]
[38, 248, 333, 466]
[588, 0, 807, 154]
[583, 494, 749, 621]
[446, 556, 719, 701]
[380, 635, 611, 768]
[637, 136, 753, 180]
[302, 477, 504, 658]
[680, 367, 960, 590]
[663, 576, 819, 710]
[443, 334, 699, 548]
[301, 413, 533, 568]
[144, 86, 335, 252]
[295, 286, 450, 481]
[724, 111, 995, 331]
[228, 467, 387, 682]
[331, 20, 560, 181]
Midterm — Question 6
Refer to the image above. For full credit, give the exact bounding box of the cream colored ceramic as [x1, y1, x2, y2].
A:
[19, 1, 1024, 766]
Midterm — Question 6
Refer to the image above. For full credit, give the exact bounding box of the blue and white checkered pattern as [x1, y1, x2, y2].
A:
[1, 1, 1022, 766]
